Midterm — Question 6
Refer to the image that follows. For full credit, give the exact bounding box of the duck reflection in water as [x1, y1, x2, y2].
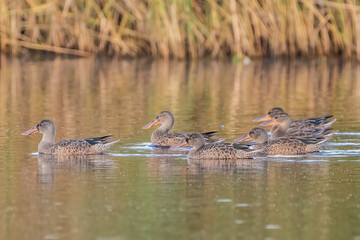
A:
[187, 158, 267, 172]
[37, 154, 115, 184]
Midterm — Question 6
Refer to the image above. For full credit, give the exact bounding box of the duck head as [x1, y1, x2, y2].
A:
[260, 112, 290, 126]
[21, 120, 56, 141]
[234, 127, 268, 144]
[253, 107, 285, 122]
[142, 111, 175, 131]
[170, 133, 205, 150]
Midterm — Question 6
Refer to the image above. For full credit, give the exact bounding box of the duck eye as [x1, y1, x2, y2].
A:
[41, 123, 44, 126]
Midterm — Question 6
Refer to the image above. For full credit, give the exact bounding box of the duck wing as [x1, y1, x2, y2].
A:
[84, 135, 113, 145]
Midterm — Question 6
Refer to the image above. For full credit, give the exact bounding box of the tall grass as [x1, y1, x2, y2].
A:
[1, 0, 360, 59]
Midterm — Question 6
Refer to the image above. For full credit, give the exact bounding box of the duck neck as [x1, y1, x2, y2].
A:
[156, 117, 174, 134]
[258, 134, 269, 144]
[253, 133, 269, 149]
[38, 129, 56, 153]
[193, 140, 205, 150]
[271, 122, 289, 140]
[189, 141, 205, 157]
[270, 125, 277, 133]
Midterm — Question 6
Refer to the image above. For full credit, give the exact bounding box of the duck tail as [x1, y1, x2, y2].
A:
[323, 130, 335, 140]
[312, 127, 332, 136]
[319, 114, 333, 121]
[306, 114, 332, 123]
[201, 131, 218, 138]
[88, 138, 120, 154]
[306, 115, 336, 128]
[322, 118, 337, 128]
[322, 127, 333, 136]
[85, 135, 113, 145]
[105, 139, 120, 146]
[299, 137, 328, 153]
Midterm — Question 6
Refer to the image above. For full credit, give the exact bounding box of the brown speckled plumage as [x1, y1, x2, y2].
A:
[236, 127, 327, 155]
[172, 133, 260, 159]
[151, 130, 188, 146]
[264, 138, 325, 155]
[22, 120, 119, 155]
[254, 107, 336, 131]
[260, 112, 333, 140]
[282, 126, 332, 139]
[187, 143, 258, 159]
[143, 111, 217, 147]
[50, 138, 117, 155]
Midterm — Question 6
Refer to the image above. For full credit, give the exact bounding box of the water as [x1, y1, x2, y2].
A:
[1, 57, 360, 239]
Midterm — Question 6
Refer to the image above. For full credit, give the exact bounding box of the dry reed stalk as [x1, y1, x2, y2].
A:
[1, 0, 360, 59]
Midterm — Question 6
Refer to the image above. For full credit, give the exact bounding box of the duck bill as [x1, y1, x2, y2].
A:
[234, 134, 253, 142]
[170, 141, 190, 149]
[21, 126, 39, 136]
[142, 119, 160, 129]
[253, 114, 271, 122]
[260, 119, 278, 126]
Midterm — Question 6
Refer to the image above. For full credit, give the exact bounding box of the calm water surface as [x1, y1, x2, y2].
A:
[0, 57, 360, 240]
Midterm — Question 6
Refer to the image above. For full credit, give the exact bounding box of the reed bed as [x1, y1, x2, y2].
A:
[1, 0, 360, 59]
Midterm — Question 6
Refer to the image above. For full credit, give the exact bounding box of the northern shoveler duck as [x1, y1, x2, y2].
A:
[235, 127, 327, 155]
[259, 112, 333, 140]
[21, 120, 119, 155]
[142, 111, 217, 147]
[253, 107, 336, 130]
[171, 133, 260, 159]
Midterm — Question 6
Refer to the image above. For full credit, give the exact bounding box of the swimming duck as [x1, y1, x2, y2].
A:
[259, 112, 333, 140]
[142, 111, 217, 147]
[21, 120, 119, 155]
[253, 107, 336, 130]
[171, 133, 260, 159]
[235, 127, 327, 155]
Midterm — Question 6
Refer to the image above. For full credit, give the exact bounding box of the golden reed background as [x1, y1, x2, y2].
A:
[2, 0, 360, 59]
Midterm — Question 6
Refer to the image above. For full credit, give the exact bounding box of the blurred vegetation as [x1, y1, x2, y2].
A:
[1, 0, 360, 59]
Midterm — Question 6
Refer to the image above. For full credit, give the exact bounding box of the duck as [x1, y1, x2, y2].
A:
[142, 111, 218, 147]
[253, 107, 336, 130]
[21, 120, 119, 155]
[171, 133, 260, 159]
[259, 112, 333, 140]
[234, 127, 327, 155]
